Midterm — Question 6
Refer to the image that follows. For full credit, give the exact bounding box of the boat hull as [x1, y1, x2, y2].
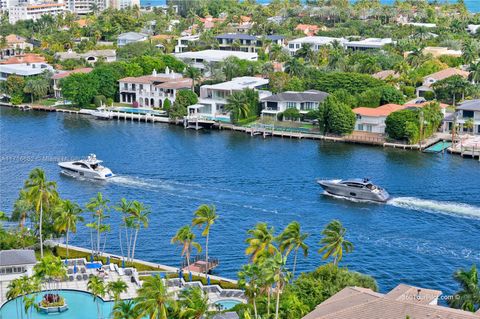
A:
[317, 180, 390, 202]
[58, 163, 113, 180]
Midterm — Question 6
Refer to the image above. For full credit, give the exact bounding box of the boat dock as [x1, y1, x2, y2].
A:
[182, 255, 219, 274]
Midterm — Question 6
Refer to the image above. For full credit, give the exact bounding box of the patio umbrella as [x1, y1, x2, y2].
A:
[189, 272, 192, 282]
[73, 263, 77, 274]
[90, 255, 94, 263]
[106, 256, 110, 264]
[64, 258, 68, 266]
[179, 270, 183, 281]
[122, 260, 125, 268]
[207, 276, 210, 285]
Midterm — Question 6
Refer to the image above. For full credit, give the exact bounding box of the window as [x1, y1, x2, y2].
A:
[357, 124, 364, 131]
[286, 102, 297, 108]
[132, 84, 136, 90]
[139, 84, 143, 90]
[463, 110, 474, 118]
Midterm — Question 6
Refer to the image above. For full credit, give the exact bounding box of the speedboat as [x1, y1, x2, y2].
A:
[317, 178, 390, 202]
[58, 154, 114, 180]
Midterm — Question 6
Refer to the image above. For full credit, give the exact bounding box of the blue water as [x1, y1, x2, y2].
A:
[214, 299, 242, 310]
[141, 0, 479, 13]
[0, 290, 115, 319]
[0, 107, 479, 298]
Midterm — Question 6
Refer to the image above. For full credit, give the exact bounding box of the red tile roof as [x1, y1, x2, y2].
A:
[5, 34, 27, 44]
[353, 104, 405, 117]
[0, 54, 45, 65]
[424, 68, 469, 81]
[295, 24, 320, 36]
[51, 67, 93, 80]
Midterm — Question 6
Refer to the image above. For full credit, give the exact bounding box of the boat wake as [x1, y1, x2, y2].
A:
[108, 176, 174, 191]
[388, 197, 480, 220]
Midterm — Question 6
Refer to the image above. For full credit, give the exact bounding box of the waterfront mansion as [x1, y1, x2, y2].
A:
[118, 68, 192, 108]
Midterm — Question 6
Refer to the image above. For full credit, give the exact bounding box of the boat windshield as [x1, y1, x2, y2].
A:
[366, 183, 377, 190]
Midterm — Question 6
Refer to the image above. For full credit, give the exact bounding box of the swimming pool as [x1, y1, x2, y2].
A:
[0, 290, 114, 319]
[213, 299, 242, 310]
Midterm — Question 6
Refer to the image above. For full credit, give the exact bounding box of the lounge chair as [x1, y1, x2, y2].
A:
[125, 269, 132, 276]
[80, 267, 86, 274]
[76, 275, 82, 281]
[82, 274, 88, 280]
[67, 269, 73, 274]
[109, 263, 115, 271]
[68, 275, 74, 281]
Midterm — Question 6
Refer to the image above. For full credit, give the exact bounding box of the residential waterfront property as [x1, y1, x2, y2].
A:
[117, 32, 148, 47]
[187, 76, 270, 122]
[0, 249, 36, 281]
[260, 90, 329, 119]
[174, 35, 200, 53]
[302, 284, 480, 319]
[118, 68, 192, 108]
[353, 102, 448, 134]
[444, 99, 480, 135]
[344, 37, 394, 50]
[0, 61, 54, 81]
[0, 34, 33, 60]
[416, 68, 470, 97]
[54, 49, 117, 63]
[174, 49, 258, 74]
[215, 33, 285, 53]
[287, 36, 346, 55]
[52, 67, 93, 98]
[8, 2, 66, 24]
[422, 46, 462, 58]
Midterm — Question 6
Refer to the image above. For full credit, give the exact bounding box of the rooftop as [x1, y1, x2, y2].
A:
[175, 50, 258, 62]
[216, 33, 285, 41]
[261, 90, 329, 103]
[119, 69, 192, 89]
[302, 285, 480, 319]
[0, 62, 53, 76]
[353, 104, 406, 117]
[0, 249, 36, 267]
[55, 49, 116, 60]
[345, 38, 393, 48]
[5, 34, 27, 44]
[117, 32, 148, 41]
[0, 53, 45, 65]
[202, 76, 268, 91]
[424, 68, 469, 81]
[372, 70, 399, 80]
[457, 99, 480, 112]
[288, 36, 346, 45]
[52, 67, 93, 80]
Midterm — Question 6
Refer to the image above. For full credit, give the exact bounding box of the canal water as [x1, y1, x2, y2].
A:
[1, 107, 479, 296]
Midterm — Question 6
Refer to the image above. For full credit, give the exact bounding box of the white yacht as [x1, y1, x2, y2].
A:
[58, 154, 114, 180]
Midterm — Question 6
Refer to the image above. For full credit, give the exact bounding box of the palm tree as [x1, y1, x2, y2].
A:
[263, 253, 289, 319]
[54, 199, 83, 260]
[225, 90, 250, 123]
[468, 61, 480, 84]
[318, 220, 353, 266]
[128, 200, 150, 262]
[114, 198, 132, 263]
[134, 275, 175, 319]
[23, 295, 38, 319]
[462, 41, 477, 65]
[11, 190, 33, 229]
[277, 221, 309, 277]
[192, 204, 218, 275]
[87, 276, 106, 319]
[448, 265, 480, 312]
[178, 287, 209, 319]
[6, 278, 23, 319]
[112, 300, 140, 319]
[295, 43, 313, 62]
[24, 168, 58, 258]
[284, 58, 305, 77]
[86, 192, 109, 257]
[23, 77, 49, 103]
[245, 222, 277, 263]
[221, 56, 240, 81]
[183, 66, 202, 91]
[33, 255, 66, 291]
[171, 225, 202, 269]
[238, 263, 263, 319]
[107, 278, 128, 302]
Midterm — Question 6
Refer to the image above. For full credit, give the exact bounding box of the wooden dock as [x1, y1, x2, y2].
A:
[182, 256, 219, 274]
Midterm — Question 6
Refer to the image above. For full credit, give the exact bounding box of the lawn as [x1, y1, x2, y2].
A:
[37, 98, 58, 106]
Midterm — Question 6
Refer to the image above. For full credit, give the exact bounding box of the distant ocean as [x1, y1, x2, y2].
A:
[139, 0, 480, 13]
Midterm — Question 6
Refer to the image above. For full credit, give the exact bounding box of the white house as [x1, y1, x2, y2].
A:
[287, 36, 346, 55]
[8, 2, 66, 24]
[55, 49, 116, 63]
[215, 34, 285, 53]
[0, 62, 54, 81]
[444, 100, 480, 135]
[118, 68, 192, 108]
[353, 104, 407, 134]
[260, 90, 329, 119]
[174, 49, 258, 74]
[174, 35, 200, 53]
[0, 249, 37, 281]
[344, 38, 393, 50]
[117, 32, 148, 47]
[0, 34, 33, 60]
[187, 76, 270, 122]
[416, 68, 469, 97]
